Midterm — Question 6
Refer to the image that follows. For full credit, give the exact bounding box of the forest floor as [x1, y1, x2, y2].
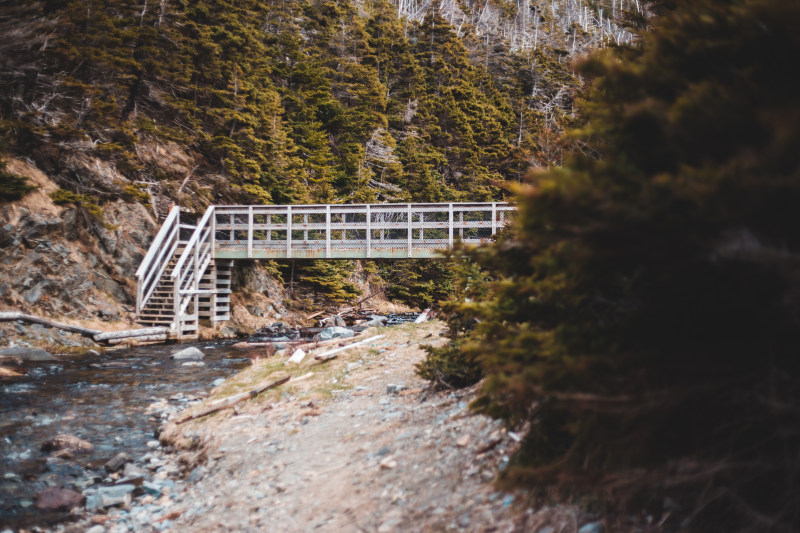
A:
[59, 321, 592, 533]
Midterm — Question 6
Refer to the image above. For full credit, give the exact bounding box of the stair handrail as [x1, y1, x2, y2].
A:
[170, 206, 216, 333]
[136, 206, 181, 315]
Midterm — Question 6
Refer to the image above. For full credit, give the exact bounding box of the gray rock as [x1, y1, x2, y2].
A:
[578, 522, 604, 533]
[41, 434, 93, 453]
[35, 486, 85, 511]
[0, 346, 57, 362]
[219, 326, 238, 338]
[142, 481, 163, 498]
[86, 525, 106, 533]
[96, 484, 136, 508]
[386, 383, 407, 395]
[313, 326, 354, 342]
[171, 347, 204, 360]
[212, 378, 226, 387]
[122, 463, 150, 479]
[104, 452, 131, 472]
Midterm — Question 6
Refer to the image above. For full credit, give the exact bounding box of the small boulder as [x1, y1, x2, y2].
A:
[104, 452, 131, 473]
[122, 462, 150, 480]
[95, 484, 135, 508]
[41, 434, 93, 454]
[313, 327, 355, 342]
[0, 346, 57, 362]
[35, 486, 85, 512]
[171, 347, 204, 361]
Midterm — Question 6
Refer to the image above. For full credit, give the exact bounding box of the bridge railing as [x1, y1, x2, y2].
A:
[211, 202, 514, 259]
[135, 205, 181, 315]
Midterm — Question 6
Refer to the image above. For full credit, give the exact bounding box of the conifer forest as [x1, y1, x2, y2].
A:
[1, 0, 799, 531]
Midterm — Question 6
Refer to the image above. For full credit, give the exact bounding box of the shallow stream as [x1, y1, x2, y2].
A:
[0, 341, 250, 529]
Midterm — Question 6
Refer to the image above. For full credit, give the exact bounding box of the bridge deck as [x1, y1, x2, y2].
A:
[211, 202, 513, 259]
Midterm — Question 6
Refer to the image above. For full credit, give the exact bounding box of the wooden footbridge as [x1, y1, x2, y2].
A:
[135, 203, 514, 339]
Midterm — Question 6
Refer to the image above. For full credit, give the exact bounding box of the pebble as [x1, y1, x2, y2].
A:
[86, 525, 106, 533]
[456, 435, 471, 447]
[578, 522, 604, 533]
[147, 440, 160, 449]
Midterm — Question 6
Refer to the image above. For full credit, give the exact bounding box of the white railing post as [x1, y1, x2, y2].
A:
[407, 204, 412, 258]
[491, 202, 497, 235]
[247, 206, 253, 259]
[325, 205, 331, 258]
[287, 205, 292, 259]
[366, 204, 371, 258]
[210, 206, 216, 258]
[448, 203, 453, 248]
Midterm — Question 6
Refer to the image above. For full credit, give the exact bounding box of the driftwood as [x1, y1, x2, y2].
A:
[94, 327, 169, 342]
[108, 334, 168, 345]
[176, 375, 291, 424]
[305, 310, 326, 320]
[314, 335, 385, 362]
[0, 312, 101, 338]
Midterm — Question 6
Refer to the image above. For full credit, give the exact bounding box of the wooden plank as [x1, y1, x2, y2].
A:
[314, 335, 385, 362]
[176, 375, 291, 424]
[94, 327, 169, 342]
[0, 312, 101, 337]
[108, 334, 168, 345]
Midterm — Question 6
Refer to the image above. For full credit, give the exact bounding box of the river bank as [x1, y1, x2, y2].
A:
[24, 320, 595, 533]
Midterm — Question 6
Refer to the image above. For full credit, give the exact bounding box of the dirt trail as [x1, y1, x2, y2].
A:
[139, 321, 532, 532]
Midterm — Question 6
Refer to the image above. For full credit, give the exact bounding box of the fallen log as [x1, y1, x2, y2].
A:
[0, 312, 101, 338]
[176, 374, 291, 424]
[314, 334, 385, 362]
[94, 327, 169, 342]
[0, 366, 24, 377]
[108, 334, 168, 345]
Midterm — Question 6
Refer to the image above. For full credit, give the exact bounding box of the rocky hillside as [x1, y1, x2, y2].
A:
[0, 0, 630, 340]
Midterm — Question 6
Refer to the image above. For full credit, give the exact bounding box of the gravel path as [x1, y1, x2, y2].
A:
[57, 322, 590, 533]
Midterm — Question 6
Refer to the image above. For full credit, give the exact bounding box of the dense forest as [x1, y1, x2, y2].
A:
[422, 0, 800, 531]
[0, 0, 617, 304]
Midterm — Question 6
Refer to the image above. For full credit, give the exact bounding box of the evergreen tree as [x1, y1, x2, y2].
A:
[422, 1, 800, 530]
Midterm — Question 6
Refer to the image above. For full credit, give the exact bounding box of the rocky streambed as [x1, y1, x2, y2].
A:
[0, 342, 251, 529]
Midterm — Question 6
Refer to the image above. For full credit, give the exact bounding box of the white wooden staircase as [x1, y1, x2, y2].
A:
[135, 206, 231, 340]
[135, 202, 514, 340]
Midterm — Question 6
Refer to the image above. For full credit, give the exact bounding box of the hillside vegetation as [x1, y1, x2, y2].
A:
[421, 0, 800, 530]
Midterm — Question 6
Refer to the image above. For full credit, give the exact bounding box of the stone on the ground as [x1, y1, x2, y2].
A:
[41, 434, 94, 454]
[578, 522, 604, 533]
[104, 452, 131, 472]
[219, 326, 238, 338]
[181, 361, 205, 367]
[96, 484, 136, 508]
[212, 378, 226, 387]
[35, 486, 85, 511]
[0, 346, 57, 362]
[86, 525, 106, 533]
[313, 326, 354, 342]
[122, 462, 150, 479]
[386, 383, 407, 395]
[287, 348, 306, 364]
[171, 347, 204, 360]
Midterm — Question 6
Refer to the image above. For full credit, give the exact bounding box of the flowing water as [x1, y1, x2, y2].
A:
[0, 341, 251, 529]
[0, 314, 423, 529]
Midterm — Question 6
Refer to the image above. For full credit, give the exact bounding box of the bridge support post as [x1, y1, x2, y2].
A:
[366, 204, 371, 258]
[247, 206, 253, 259]
[449, 203, 453, 248]
[407, 204, 412, 258]
[325, 205, 330, 258]
[287, 205, 292, 259]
